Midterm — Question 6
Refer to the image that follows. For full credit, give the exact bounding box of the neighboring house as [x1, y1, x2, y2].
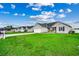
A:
[73, 28, 79, 33]
[33, 23, 48, 33]
[69, 23, 79, 33]
[14, 26, 27, 32]
[0, 28, 5, 31]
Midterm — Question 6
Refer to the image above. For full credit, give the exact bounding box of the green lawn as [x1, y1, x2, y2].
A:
[0, 33, 79, 56]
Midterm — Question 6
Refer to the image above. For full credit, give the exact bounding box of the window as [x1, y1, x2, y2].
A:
[59, 26, 65, 31]
[52, 27, 56, 31]
[74, 28, 79, 30]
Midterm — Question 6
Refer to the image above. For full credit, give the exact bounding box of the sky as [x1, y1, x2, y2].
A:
[0, 3, 79, 27]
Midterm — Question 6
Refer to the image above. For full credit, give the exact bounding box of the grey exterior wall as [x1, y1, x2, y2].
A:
[51, 23, 72, 33]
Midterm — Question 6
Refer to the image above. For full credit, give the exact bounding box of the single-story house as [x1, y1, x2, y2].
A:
[33, 22, 72, 33]
[13, 26, 27, 32]
[0, 28, 5, 31]
[69, 23, 79, 33]
[73, 28, 79, 33]
[50, 22, 72, 33]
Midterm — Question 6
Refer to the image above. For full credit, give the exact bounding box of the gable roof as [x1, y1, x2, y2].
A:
[50, 22, 72, 28]
[35, 21, 72, 28]
[37, 23, 48, 27]
[27, 26, 33, 29]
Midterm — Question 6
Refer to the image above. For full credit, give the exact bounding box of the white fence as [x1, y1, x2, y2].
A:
[0, 31, 5, 39]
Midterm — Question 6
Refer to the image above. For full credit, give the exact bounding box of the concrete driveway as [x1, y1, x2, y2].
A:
[5, 33, 34, 38]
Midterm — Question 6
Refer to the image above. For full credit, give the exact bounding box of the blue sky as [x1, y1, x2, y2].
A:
[0, 3, 79, 27]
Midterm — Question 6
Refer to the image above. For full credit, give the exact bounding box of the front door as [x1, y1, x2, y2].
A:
[52, 27, 56, 33]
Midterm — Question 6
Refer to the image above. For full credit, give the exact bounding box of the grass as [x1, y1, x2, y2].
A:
[0, 33, 79, 56]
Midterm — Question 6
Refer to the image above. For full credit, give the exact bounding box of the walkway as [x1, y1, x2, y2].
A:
[5, 33, 34, 38]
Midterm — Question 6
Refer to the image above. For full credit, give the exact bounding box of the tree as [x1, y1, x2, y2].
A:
[4, 25, 13, 31]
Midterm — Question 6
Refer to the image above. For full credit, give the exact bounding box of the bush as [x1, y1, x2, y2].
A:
[24, 30, 27, 32]
[69, 31, 75, 34]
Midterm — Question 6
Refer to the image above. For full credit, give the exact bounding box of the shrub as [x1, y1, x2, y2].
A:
[69, 31, 75, 34]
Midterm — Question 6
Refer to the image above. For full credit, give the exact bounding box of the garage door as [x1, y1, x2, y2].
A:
[34, 29, 42, 33]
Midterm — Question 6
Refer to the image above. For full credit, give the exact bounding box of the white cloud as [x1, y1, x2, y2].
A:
[0, 4, 4, 9]
[27, 3, 54, 7]
[59, 9, 72, 13]
[57, 14, 66, 18]
[13, 13, 26, 16]
[27, 3, 42, 11]
[30, 11, 56, 21]
[30, 15, 48, 20]
[59, 9, 64, 12]
[13, 13, 18, 16]
[11, 4, 16, 9]
[26, 3, 35, 8]
[27, 3, 54, 11]
[21, 13, 26, 16]
[39, 3, 54, 7]
[26, 3, 41, 8]
[32, 7, 41, 11]
[27, 3, 54, 9]
[30, 15, 55, 21]
[67, 8, 72, 13]
[41, 11, 56, 16]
